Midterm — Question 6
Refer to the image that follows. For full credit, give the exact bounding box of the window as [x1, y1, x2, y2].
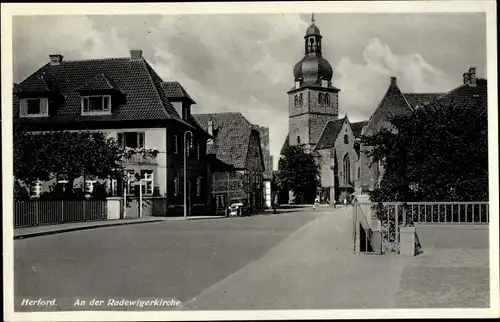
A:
[325, 94, 330, 105]
[343, 154, 351, 185]
[117, 132, 145, 149]
[85, 180, 97, 194]
[106, 179, 118, 196]
[294, 95, 298, 107]
[174, 176, 179, 196]
[344, 134, 349, 144]
[140, 170, 154, 195]
[30, 180, 42, 197]
[357, 167, 360, 179]
[174, 135, 178, 154]
[197, 176, 202, 196]
[318, 93, 323, 105]
[297, 136, 301, 144]
[27, 99, 41, 114]
[82, 95, 111, 113]
[196, 142, 200, 160]
[299, 94, 303, 106]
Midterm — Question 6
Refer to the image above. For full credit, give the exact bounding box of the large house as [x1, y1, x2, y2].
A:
[359, 68, 488, 193]
[13, 50, 212, 215]
[193, 112, 266, 213]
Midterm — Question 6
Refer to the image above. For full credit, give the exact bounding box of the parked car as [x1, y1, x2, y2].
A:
[228, 198, 251, 217]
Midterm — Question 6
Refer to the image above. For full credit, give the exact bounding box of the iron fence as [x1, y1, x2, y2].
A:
[354, 201, 489, 254]
[14, 200, 107, 228]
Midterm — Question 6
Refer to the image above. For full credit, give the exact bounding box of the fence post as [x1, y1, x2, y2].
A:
[35, 201, 39, 226]
[61, 200, 64, 223]
[472, 204, 475, 223]
[395, 204, 399, 253]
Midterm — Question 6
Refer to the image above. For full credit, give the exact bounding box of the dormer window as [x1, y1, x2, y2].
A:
[19, 98, 49, 118]
[81, 95, 111, 115]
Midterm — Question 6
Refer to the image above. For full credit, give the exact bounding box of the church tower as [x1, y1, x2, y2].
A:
[287, 14, 340, 152]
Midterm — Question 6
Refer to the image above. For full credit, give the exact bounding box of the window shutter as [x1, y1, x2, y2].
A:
[40, 99, 49, 115]
[19, 99, 28, 116]
[82, 97, 89, 112]
[117, 133, 123, 147]
[103, 96, 110, 111]
[138, 132, 145, 148]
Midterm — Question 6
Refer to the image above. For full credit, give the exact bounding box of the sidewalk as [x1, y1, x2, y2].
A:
[14, 217, 170, 239]
[182, 207, 405, 310]
[14, 214, 224, 239]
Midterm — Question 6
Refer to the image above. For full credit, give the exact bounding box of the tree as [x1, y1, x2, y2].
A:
[13, 128, 130, 197]
[278, 145, 320, 204]
[362, 96, 488, 203]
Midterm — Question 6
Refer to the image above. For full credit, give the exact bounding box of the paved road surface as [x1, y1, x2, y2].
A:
[14, 210, 324, 311]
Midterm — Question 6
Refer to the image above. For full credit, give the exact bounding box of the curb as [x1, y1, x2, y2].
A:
[14, 219, 165, 240]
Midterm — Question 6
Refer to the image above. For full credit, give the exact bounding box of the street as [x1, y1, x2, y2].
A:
[14, 209, 327, 311]
[14, 206, 489, 311]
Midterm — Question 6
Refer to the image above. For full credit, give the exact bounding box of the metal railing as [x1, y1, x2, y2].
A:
[14, 200, 107, 228]
[355, 201, 489, 254]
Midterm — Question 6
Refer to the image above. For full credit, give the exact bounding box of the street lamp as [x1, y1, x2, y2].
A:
[184, 130, 193, 219]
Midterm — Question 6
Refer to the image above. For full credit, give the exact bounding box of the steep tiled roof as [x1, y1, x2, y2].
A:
[162, 81, 196, 104]
[434, 78, 487, 108]
[314, 118, 346, 150]
[362, 80, 413, 137]
[15, 74, 55, 94]
[351, 121, 368, 138]
[77, 73, 123, 93]
[280, 133, 289, 156]
[402, 93, 443, 108]
[13, 56, 193, 126]
[193, 112, 254, 169]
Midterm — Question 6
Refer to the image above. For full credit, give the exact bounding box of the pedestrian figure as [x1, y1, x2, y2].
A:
[313, 196, 319, 212]
[344, 198, 347, 208]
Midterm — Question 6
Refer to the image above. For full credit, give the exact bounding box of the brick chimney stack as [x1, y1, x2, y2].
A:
[390, 77, 397, 86]
[463, 67, 477, 86]
[49, 54, 63, 65]
[130, 49, 143, 60]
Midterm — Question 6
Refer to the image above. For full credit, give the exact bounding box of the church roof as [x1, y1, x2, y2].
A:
[351, 121, 368, 138]
[314, 118, 347, 151]
[280, 133, 290, 156]
[402, 93, 443, 108]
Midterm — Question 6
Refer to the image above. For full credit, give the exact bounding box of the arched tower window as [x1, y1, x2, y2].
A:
[325, 94, 330, 105]
[299, 93, 303, 106]
[297, 136, 301, 144]
[343, 154, 351, 185]
[318, 93, 323, 105]
[344, 134, 349, 144]
[294, 95, 298, 107]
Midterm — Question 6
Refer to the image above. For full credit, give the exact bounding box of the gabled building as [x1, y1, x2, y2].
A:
[193, 112, 266, 213]
[14, 50, 212, 216]
[314, 116, 368, 203]
[359, 67, 487, 193]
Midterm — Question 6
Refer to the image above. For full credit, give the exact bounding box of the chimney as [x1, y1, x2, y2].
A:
[130, 49, 143, 60]
[468, 67, 476, 86]
[390, 77, 397, 86]
[49, 54, 63, 65]
[463, 72, 470, 85]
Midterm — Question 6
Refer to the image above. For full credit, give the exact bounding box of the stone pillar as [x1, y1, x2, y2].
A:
[106, 197, 122, 220]
[371, 217, 382, 255]
[399, 226, 416, 257]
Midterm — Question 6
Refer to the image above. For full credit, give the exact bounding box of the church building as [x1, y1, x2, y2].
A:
[281, 14, 367, 204]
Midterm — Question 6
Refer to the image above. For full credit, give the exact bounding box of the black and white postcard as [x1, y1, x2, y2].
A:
[2, 1, 498, 321]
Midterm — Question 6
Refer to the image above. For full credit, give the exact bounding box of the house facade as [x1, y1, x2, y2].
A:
[13, 50, 212, 216]
[193, 113, 266, 213]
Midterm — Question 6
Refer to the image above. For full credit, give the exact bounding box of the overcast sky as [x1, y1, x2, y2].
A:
[12, 13, 486, 168]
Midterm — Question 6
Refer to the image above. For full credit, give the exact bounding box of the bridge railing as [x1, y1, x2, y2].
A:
[355, 201, 489, 254]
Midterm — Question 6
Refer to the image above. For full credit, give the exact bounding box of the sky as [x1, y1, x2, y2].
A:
[12, 13, 486, 169]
